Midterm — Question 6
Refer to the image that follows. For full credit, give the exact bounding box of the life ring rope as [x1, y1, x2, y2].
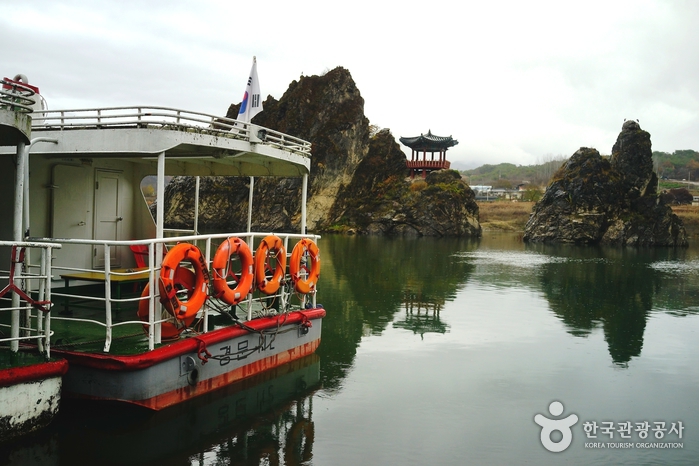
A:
[137, 267, 197, 339]
[159, 242, 209, 320]
[254, 235, 287, 296]
[212, 237, 254, 306]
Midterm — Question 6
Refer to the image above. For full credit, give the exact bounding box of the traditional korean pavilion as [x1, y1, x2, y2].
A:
[399, 130, 458, 179]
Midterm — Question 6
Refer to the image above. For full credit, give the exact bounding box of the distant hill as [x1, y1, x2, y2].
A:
[460, 157, 567, 188]
[461, 149, 699, 189]
[653, 150, 699, 180]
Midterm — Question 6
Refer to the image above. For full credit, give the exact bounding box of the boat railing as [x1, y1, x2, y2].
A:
[36, 232, 319, 352]
[29, 106, 312, 157]
[0, 78, 36, 113]
[0, 241, 61, 357]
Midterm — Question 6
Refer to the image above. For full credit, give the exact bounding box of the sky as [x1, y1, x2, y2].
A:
[2, 0, 698, 169]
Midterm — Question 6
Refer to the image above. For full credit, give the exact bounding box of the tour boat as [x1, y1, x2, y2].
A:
[0, 70, 325, 418]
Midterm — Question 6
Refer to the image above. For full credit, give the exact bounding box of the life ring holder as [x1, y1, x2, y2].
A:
[254, 235, 286, 295]
[289, 238, 320, 294]
[137, 267, 197, 339]
[159, 242, 209, 320]
[212, 237, 254, 305]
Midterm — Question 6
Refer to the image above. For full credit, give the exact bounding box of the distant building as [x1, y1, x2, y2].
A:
[399, 130, 457, 179]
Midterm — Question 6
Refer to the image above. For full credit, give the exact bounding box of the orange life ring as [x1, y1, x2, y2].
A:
[137, 268, 197, 339]
[254, 235, 286, 295]
[159, 242, 209, 320]
[289, 239, 320, 294]
[212, 237, 254, 305]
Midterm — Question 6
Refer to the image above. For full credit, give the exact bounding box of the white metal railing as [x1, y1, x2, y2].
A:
[0, 78, 37, 113]
[29, 106, 312, 157]
[0, 241, 61, 357]
[36, 232, 319, 353]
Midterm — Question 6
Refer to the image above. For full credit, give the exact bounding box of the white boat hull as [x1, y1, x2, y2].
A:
[56, 309, 324, 410]
[0, 359, 68, 443]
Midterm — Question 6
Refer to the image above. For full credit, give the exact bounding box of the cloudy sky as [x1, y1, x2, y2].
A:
[3, 0, 698, 168]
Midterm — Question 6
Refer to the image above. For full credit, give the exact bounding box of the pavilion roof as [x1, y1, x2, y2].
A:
[399, 130, 458, 150]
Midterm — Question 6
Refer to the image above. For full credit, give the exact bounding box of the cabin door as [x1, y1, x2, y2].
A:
[93, 170, 123, 269]
[52, 165, 92, 271]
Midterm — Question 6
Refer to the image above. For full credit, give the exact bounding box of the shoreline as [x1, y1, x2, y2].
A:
[478, 201, 699, 239]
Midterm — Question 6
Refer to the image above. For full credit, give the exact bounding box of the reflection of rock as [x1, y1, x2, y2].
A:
[393, 292, 448, 338]
[524, 121, 687, 246]
[535, 247, 659, 365]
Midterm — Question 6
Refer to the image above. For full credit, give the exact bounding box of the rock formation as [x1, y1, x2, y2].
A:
[161, 67, 481, 237]
[523, 120, 688, 246]
[330, 129, 480, 236]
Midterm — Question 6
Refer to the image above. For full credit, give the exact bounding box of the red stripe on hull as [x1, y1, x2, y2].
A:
[0, 359, 68, 388]
[68, 338, 321, 410]
[53, 308, 325, 371]
[137, 337, 320, 410]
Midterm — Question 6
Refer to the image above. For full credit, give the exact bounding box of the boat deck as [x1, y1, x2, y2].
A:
[0, 106, 312, 177]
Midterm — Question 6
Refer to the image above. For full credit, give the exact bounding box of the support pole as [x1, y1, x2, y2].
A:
[156, 152, 165, 245]
[193, 176, 200, 235]
[11, 142, 26, 352]
[301, 174, 308, 234]
[154, 151, 165, 345]
[247, 176, 254, 233]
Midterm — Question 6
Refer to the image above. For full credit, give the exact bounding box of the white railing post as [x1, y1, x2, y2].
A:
[202, 237, 211, 333]
[43, 247, 52, 357]
[147, 242, 156, 349]
[103, 244, 112, 352]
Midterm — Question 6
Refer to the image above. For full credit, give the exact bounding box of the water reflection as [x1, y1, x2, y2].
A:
[316, 235, 477, 391]
[393, 294, 447, 338]
[5, 234, 699, 464]
[455, 235, 699, 367]
[0, 354, 320, 466]
[538, 251, 654, 365]
[531, 245, 698, 366]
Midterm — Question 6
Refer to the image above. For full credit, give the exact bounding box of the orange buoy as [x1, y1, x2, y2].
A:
[159, 242, 209, 320]
[212, 237, 254, 305]
[254, 235, 286, 295]
[289, 238, 320, 294]
[137, 267, 197, 339]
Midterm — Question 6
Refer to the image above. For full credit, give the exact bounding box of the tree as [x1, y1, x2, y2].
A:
[687, 159, 699, 181]
[522, 186, 542, 202]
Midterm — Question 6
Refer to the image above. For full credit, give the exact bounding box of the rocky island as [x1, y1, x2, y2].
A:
[523, 120, 688, 246]
[161, 67, 481, 237]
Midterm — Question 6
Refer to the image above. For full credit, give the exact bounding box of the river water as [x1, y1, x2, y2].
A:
[3, 232, 699, 465]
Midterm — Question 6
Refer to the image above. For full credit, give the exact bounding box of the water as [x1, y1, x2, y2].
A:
[3, 232, 699, 465]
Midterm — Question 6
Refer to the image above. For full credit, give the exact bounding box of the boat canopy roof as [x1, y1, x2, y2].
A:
[0, 106, 312, 177]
